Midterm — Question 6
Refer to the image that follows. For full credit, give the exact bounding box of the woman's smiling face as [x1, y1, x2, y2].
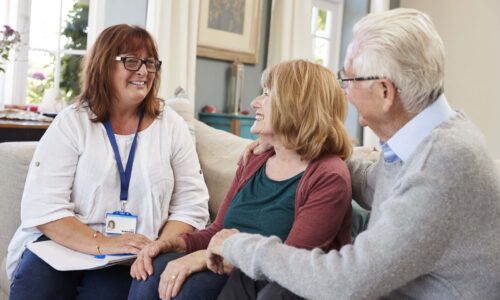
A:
[111, 48, 156, 108]
[250, 87, 273, 137]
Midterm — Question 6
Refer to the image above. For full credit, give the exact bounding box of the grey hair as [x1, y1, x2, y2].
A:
[347, 8, 445, 113]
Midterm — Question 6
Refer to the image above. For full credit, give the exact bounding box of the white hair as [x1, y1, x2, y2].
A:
[348, 8, 445, 113]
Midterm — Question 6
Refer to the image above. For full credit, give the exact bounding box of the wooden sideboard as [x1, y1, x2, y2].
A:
[0, 120, 50, 143]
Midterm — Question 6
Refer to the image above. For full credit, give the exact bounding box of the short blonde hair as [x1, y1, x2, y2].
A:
[261, 59, 352, 161]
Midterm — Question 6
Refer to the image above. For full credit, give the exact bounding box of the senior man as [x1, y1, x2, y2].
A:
[206, 8, 500, 300]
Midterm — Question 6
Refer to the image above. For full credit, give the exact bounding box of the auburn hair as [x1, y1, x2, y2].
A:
[261, 59, 352, 161]
[76, 24, 161, 122]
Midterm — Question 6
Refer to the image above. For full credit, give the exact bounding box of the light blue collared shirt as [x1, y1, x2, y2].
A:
[385, 94, 456, 163]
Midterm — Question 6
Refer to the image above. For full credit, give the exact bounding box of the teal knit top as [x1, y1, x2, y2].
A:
[223, 164, 303, 241]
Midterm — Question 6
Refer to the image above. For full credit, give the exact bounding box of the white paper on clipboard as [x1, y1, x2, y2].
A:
[27, 240, 136, 271]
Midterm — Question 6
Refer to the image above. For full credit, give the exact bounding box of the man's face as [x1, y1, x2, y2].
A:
[342, 40, 387, 130]
[342, 64, 384, 128]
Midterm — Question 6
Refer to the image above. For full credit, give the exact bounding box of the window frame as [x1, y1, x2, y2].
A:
[311, 0, 344, 73]
[0, 0, 98, 106]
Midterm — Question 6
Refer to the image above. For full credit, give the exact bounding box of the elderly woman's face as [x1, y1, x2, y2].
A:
[111, 48, 156, 107]
[250, 87, 273, 136]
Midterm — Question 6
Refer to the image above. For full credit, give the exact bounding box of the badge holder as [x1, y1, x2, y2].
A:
[105, 205, 138, 235]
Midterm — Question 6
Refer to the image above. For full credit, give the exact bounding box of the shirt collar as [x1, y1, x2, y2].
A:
[386, 94, 456, 162]
[379, 141, 400, 163]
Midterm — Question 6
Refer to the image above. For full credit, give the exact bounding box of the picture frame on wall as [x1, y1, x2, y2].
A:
[197, 0, 263, 64]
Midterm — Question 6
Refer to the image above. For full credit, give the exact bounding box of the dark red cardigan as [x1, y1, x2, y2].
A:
[181, 150, 352, 253]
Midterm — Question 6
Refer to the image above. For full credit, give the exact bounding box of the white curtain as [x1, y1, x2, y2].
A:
[0, 0, 30, 107]
[146, 0, 199, 106]
[0, 0, 9, 108]
[266, 0, 313, 66]
[86, 0, 105, 48]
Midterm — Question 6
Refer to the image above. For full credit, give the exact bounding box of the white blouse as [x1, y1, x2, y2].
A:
[7, 102, 209, 280]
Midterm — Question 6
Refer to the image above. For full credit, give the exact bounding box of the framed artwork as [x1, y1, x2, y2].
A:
[197, 0, 263, 64]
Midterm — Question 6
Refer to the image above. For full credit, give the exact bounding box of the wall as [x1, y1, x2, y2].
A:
[195, 0, 370, 142]
[194, 0, 272, 115]
[400, 0, 500, 159]
[104, 0, 148, 28]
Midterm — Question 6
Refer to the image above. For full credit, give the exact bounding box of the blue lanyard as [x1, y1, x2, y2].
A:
[104, 111, 145, 206]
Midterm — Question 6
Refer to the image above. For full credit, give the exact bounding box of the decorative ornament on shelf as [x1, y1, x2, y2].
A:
[0, 25, 21, 73]
[202, 105, 217, 113]
[226, 60, 244, 114]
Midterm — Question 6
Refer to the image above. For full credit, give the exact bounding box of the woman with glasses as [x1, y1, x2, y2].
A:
[7, 24, 209, 299]
[128, 59, 353, 300]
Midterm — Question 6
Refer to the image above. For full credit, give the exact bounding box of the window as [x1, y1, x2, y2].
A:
[27, 0, 88, 104]
[311, 0, 344, 72]
[1, 0, 90, 106]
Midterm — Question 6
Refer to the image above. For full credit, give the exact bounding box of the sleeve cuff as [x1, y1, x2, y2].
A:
[222, 234, 239, 261]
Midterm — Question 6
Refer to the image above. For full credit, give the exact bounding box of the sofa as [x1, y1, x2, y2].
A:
[1, 100, 498, 299]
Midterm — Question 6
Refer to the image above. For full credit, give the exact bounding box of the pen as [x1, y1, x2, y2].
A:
[94, 253, 134, 259]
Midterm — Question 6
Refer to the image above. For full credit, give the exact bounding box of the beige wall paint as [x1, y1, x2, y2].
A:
[400, 0, 500, 159]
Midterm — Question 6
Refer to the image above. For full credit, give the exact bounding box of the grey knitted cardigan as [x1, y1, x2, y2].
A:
[222, 112, 500, 299]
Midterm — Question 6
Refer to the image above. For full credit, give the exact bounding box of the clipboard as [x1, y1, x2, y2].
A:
[27, 240, 136, 271]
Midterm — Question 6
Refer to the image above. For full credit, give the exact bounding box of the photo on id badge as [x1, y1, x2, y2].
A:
[105, 212, 137, 234]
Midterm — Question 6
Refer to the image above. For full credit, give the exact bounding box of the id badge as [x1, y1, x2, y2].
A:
[105, 211, 138, 234]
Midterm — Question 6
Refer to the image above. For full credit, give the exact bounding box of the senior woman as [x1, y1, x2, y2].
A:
[7, 24, 209, 299]
[128, 59, 353, 300]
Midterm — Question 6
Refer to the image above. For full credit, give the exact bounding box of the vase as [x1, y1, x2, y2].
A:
[226, 61, 244, 114]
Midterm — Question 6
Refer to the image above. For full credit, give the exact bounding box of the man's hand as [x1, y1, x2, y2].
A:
[206, 229, 239, 274]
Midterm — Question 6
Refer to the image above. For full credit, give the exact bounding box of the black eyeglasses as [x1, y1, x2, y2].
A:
[115, 56, 162, 73]
[337, 69, 382, 90]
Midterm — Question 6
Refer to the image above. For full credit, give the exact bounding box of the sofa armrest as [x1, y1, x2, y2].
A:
[352, 146, 380, 162]
[0, 142, 37, 259]
[0, 142, 37, 298]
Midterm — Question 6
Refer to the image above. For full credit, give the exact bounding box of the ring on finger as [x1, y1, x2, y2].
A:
[171, 275, 177, 281]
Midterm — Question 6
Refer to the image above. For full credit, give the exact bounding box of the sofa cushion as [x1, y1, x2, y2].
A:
[0, 142, 37, 260]
[194, 120, 253, 218]
[352, 146, 380, 162]
[164, 97, 196, 142]
[0, 258, 7, 299]
[163, 96, 254, 218]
